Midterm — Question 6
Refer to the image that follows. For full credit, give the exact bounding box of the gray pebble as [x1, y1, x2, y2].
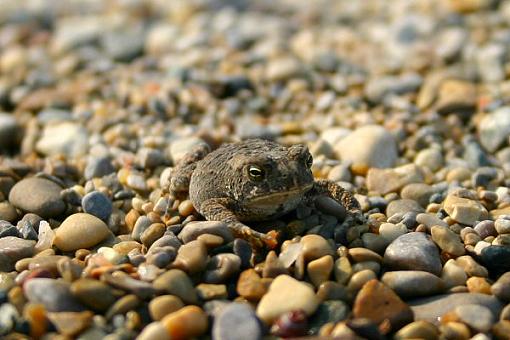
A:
[82, 191, 113, 222]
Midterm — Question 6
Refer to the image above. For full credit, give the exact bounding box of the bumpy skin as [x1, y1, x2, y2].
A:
[170, 139, 362, 248]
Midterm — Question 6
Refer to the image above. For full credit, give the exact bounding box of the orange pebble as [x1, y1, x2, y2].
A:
[161, 305, 208, 340]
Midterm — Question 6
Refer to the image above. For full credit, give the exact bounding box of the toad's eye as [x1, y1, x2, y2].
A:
[305, 154, 313, 168]
[248, 165, 265, 181]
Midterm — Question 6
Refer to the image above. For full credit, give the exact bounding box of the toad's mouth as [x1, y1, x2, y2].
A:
[246, 183, 314, 206]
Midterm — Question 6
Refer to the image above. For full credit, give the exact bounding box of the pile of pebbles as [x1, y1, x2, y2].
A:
[2, 0, 510, 338]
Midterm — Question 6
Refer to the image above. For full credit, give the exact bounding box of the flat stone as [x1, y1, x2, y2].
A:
[353, 279, 414, 331]
[447, 304, 494, 333]
[381, 271, 445, 298]
[408, 293, 504, 325]
[53, 213, 112, 252]
[24, 278, 85, 312]
[435, 79, 477, 116]
[334, 125, 398, 173]
[47, 311, 93, 337]
[0, 236, 36, 272]
[300, 234, 335, 262]
[367, 164, 425, 195]
[443, 194, 487, 226]
[70, 278, 117, 312]
[171, 240, 208, 274]
[430, 226, 465, 256]
[256, 274, 319, 324]
[400, 183, 435, 208]
[178, 221, 233, 244]
[82, 191, 112, 222]
[384, 232, 442, 276]
[9, 177, 65, 218]
[212, 303, 262, 340]
[386, 199, 425, 218]
[153, 269, 198, 305]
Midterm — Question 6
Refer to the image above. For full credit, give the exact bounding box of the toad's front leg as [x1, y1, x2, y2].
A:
[198, 197, 278, 249]
[311, 179, 364, 224]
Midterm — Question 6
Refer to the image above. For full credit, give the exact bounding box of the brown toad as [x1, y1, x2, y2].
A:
[170, 139, 362, 248]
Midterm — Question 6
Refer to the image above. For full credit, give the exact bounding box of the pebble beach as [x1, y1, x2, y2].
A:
[2, 0, 510, 339]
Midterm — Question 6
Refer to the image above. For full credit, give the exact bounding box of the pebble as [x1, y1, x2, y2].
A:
[348, 248, 382, 263]
[70, 278, 117, 312]
[0, 237, 36, 272]
[443, 194, 487, 226]
[441, 259, 468, 288]
[137, 322, 170, 340]
[178, 221, 233, 244]
[152, 269, 198, 305]
[431, 226, 465, 256]
[381, 271, 446, 298]
[256, 274, 319, 324]
[384, 232, 442, 276]
[149, 295, 184, 321]
[400, 183, 435, 208]
[495, 218, 510, 234]
[456, 255, 489, 278]
[212, 303, 262, 340]
[409, 293, 504, 325]
[386, 199, 425, 218]
[24, 278, 84, 312]
[444, 304, 494, 333]
[491, 272, 510, 302]
[172, 239, 208, 274]
[82, 191, 113, 222]
[35, 122, 89, 158]
[353, 279, 414, 331]
[204, 253, 241, 284]
[366, 164, 425, 195]
[479, 246, 510, 276]
[0, 202, 17, 222]
[47, 311, 93, 337]
[236, 269, 268, 302]
[308, 300, 350, 335]
[300, 234, 335, 262]
[378, 222, 408, 243]
[394, 320, 439, 340]
[307, 255, 334, 287]
[466, 277, 492, 295]
[9, 177, 66, 218]
[84, 156, 115, 180]
[161, 305, 208, 339]
[334, 125, 398, 173]
[53, 213, 111, 252]
[478, 107, 510, 153]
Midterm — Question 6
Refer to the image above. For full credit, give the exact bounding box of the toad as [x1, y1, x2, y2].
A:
[170, 139, 362, 248]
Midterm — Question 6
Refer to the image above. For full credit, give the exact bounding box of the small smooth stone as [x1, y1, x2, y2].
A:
[466, 277, 491, 294]
[452, 304, 494, 333]
[478, 107, 510, 153]
[149, 295, 184, 321]
[137, 322, 170, 340]
[456, 255, 489, 277]
[307, 255, 334, 287]
[300, 234, 334, 262]
[0, 237, 36, 272]
[102, 271, 155, 299]
[140, 223, 166, 248]
[172, 239, 208, 274]
[367, 165, 425, 195]
[443, 194, 487, 226]
[495, 218, 510, 234]
[491, 272, 510, 302]
[384, 232, 442, 276]
[431, 226, 465, 256]
[317, 281, 349, 302]
[334, 125, 398, 171]
[212, 302, 262, 340]
[24, 278, 84, 312]
[105, 294, 140, 320]
[84, 156, 115, 180]
[131, 216, 152, 242]
[256, 274, 319, 324]
[204, 253, 241, 284]
[196, 283, 228, 300]
[414, 148, 444, 172]
[70, 278, 116, 312]
[438, 321, 471, 339]
[379, 222, 407, 242]
[35, 122, 88, 157]
[441, 259, 468, 288]
[152, 269, 198, 305]
[361, 233, 388, 254]
[9, 177, 65, 218]
[161, 305, 208, 339]
[53, 213, 111, 252]
[401, 183, 435, 208]
[334, 256, 353, 285]
[348, 248, 382, 263]
[178, 221, 233, 244]
[82, 191, 112, 222]
[474, 220, 497, 239]
[381, 271, 445, 298]
[347, 269, 377, 293]
[409, 293, 504, 325]
[0, 202, 17, 222]
[493, 320, 510, 339]
[47, 311, 93, 337]
[236, 269, 268, 302]
[386, 199, 425, 218]
[308, 300, 350, 335]
[351, 261, 380, 275]
[416, 213, 448, 229]
[353, 279, 414, 330]
[394, 320, 439, 340]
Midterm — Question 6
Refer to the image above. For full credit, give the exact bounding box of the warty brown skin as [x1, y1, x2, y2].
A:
[170, 139, 361, 248]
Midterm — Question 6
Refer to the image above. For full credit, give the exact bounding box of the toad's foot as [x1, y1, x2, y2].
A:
[199, 197, 279, 249]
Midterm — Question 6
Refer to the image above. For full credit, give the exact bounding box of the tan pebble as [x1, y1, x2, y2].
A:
[331, 322, 358, 337]
[15, 258, 32, 272]
[347, 269, 377, 293]
[152, 269, 198, 305]
[439, 321, 471, 339]
[456, 255, 488, 277]
[197, 233, 224, 248]
[443, 194, 487, 226]
[431, 226, 465, 256]
[142, 202, 155, 214]
[23, 303, 48, 338]
[112, 241, 142, 255]
[140, 223, 166, 247]
[106, 294, 140, 320]
[125, 209, 140, 231]
[441, 259, 468, 288]
[237, 269, 268, 301]
[53, 213, 111, 252]
[307, 255, 334, 287]
[178, 200, 195, 217]
[446, 167, 472, 183]
[47, 311, 93, 337]
[352, 261, 381, 275]
[394, 320, 439, 340]
[137, 321, 170, 340]
[171, 239, 208, 274]
[161, 305, 208, 339]
[75, 249, 91, 261]
[316, 281, 349, 302]
[8, 286, 25, 311]
[196, 283, 228, 300]
[149, 295, 184, 321]
[500, 304, 510, 321]
[348, 247, 382, 263]
[334, 256, 352, 285]
[493, 320, 510, 339]
[466, 277, 492, 294]
[300, 234, 334, 262]
[256, 274, 319, 324]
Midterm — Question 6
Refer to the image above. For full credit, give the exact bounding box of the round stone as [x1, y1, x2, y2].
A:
[149, 295, 184, 321]
[9, 177, 66, 218]
[82, 191, 112, 222]
[53, 213, 112, 252]
[161, 305, 208, 339]
[381, 271, 445, 298]
[212, 303, 262, 340]
[24, 278, 84, 312]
